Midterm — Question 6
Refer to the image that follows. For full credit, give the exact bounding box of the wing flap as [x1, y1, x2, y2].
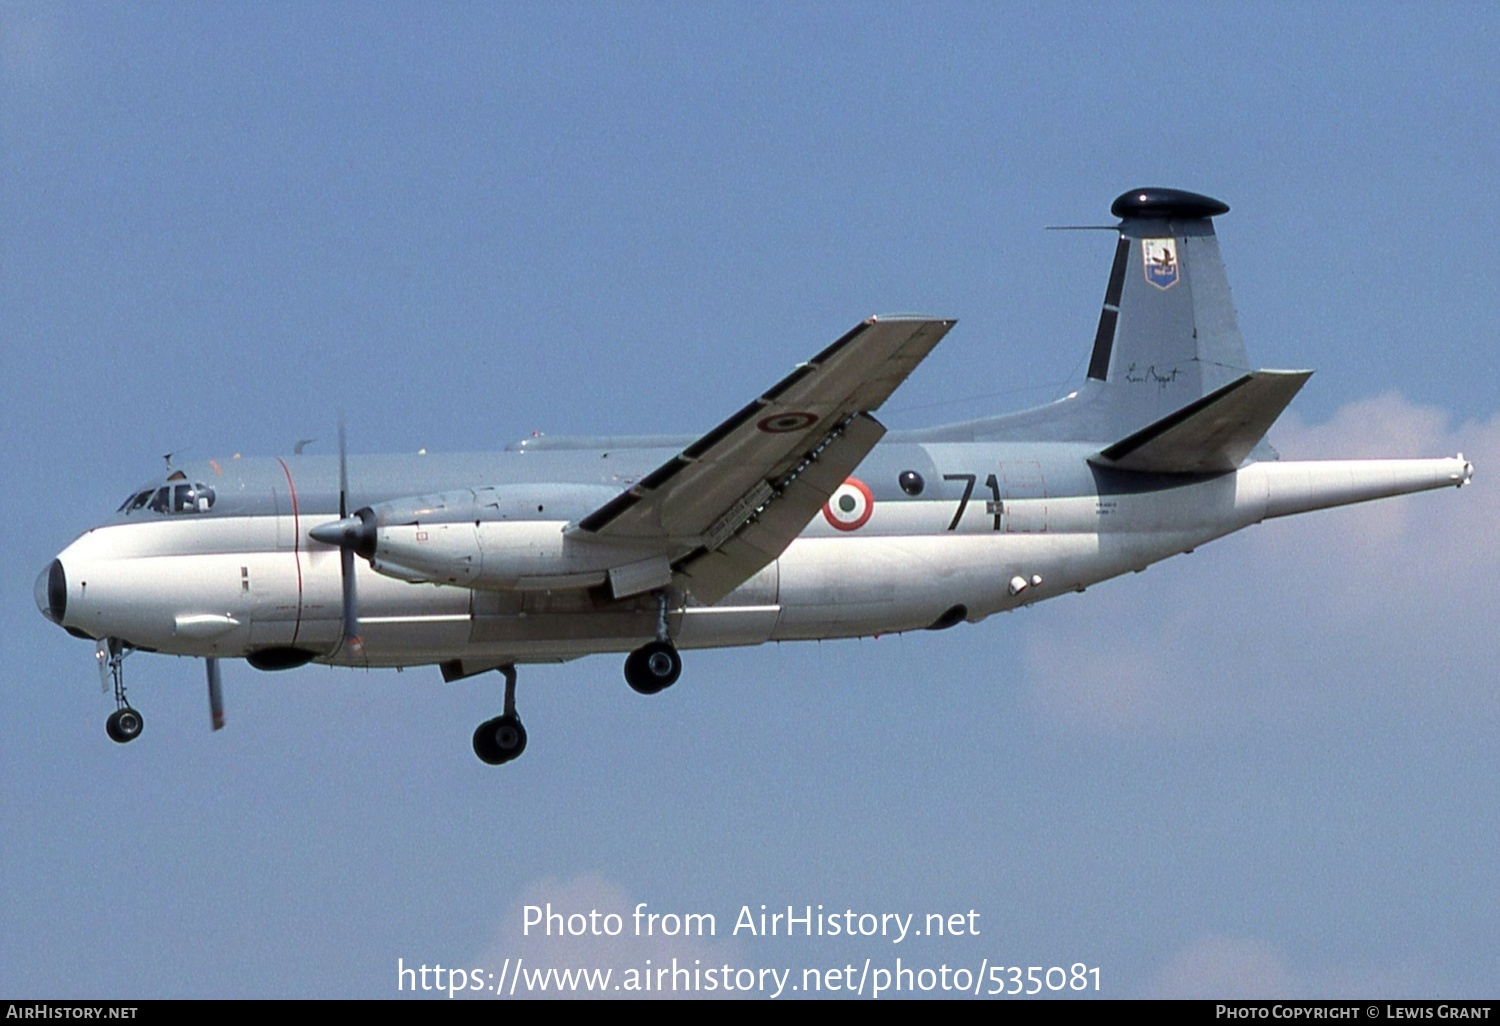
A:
[1092, 369, 1313, 474]
[673, 412, 886, 604]
[571, 315, 952, 603]
[575, 316, 952, 542]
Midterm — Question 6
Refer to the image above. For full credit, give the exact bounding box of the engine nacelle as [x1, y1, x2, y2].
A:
[343, 485, 663, 592]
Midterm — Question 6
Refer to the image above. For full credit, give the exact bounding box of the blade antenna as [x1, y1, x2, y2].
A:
[206, 657, 225, 731]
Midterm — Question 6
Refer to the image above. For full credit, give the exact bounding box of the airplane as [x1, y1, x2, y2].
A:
[35, 188, 1473, 765]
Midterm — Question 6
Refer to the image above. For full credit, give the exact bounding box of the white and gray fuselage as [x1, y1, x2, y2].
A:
[42, 432, 1470, 670]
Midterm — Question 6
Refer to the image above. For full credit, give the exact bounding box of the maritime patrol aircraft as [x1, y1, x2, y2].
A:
[35, 188, 1473, 765]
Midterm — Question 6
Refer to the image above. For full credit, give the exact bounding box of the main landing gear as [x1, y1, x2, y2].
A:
[470, 592, 685, 766]
[625, 590, 681, 695]
[98, 638, 144, 744]
[473, 665, 528, 766]
[624, 640, 681, 695]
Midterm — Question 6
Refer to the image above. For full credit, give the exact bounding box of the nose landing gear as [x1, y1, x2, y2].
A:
[106, 706, 143, 743]
[97, 638, 143, 744]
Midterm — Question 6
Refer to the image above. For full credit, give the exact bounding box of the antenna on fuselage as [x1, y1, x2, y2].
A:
[206, 657, 224, 731]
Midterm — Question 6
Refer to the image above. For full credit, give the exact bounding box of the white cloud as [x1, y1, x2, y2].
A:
[1262, 395, 1499, 601]
[1024, 395, 1500, 734]
[1144, 935, 1298, 998]
[1143, 934, 1428, 998]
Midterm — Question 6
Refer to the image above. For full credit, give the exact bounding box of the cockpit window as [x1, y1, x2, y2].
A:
[174, 483, 215, 513]
[121, 483, 215, 516]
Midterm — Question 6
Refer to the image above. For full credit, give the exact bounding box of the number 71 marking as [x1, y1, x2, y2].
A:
[943, 473, 1004, 531]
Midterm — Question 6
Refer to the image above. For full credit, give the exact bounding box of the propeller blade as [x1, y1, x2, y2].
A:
[337, 417, 349, 519]
[333, 417, 362, 657]
[206, 657, 224, 731]
[340, 544, 363, 656]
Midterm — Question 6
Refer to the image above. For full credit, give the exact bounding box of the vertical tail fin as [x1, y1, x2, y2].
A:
[920, 188, 1298, 454]
[1086, 188, 1252, 436]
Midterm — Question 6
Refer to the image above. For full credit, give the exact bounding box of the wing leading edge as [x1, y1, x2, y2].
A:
[572, 316, 955, 604]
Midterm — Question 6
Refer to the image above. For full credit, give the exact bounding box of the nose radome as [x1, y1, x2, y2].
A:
[35, 559, 66, 624]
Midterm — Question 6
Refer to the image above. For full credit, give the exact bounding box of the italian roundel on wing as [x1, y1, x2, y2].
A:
[822, 477, 874, 531]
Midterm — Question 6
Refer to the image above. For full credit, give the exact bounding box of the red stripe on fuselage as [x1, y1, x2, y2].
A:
[274, 457, 304, 644]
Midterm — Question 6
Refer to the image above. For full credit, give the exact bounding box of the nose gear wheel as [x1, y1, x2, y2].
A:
[106, 707, 143, 743]
[98, 638, 143, 744]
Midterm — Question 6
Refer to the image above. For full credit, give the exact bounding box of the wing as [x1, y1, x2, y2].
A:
[571, 315, 955, 604]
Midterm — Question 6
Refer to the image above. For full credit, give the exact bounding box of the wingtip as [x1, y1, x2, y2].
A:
[869, 313, 957, 325]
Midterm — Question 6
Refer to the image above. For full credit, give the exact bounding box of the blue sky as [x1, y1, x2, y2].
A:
[3, 2, 1496, 999]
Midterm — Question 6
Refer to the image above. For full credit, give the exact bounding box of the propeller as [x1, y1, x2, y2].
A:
[206, 656, 224, 731]
[307, 419, 374, 657]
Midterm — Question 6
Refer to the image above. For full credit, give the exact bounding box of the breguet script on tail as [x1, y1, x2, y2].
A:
[36, 188, 1473, 764]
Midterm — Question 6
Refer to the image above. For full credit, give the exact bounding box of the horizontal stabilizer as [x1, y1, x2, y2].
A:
[1092, 369, 1312, 474]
